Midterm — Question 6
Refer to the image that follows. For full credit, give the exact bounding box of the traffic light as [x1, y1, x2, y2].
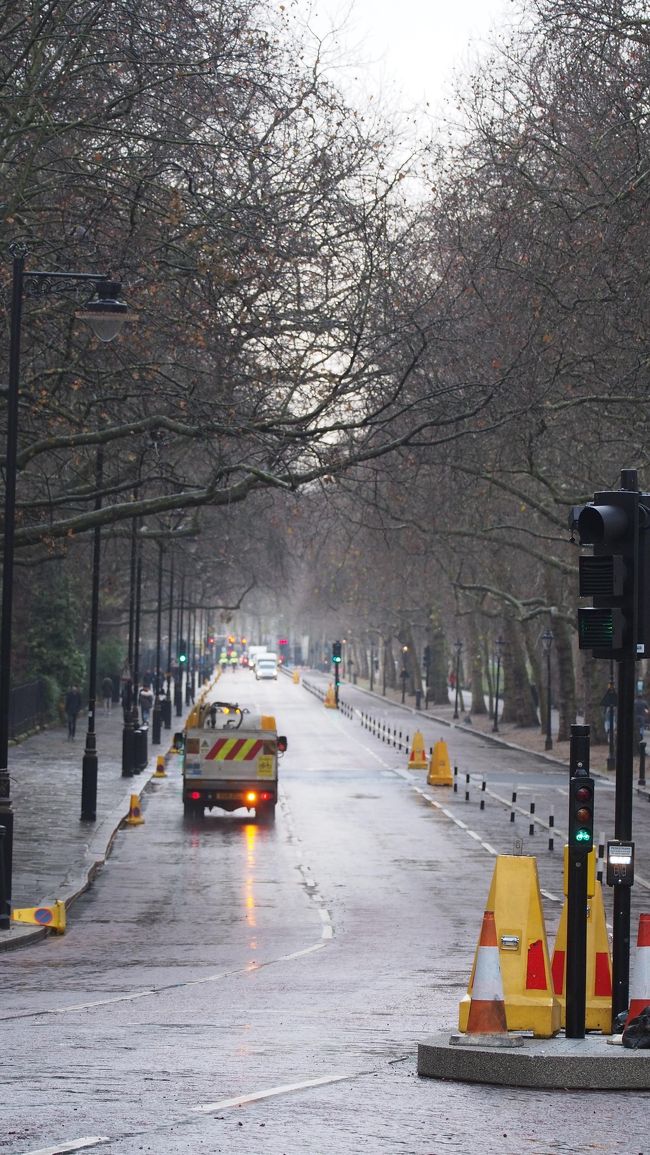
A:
[568, 774, 595, 851]
[178, 638, 188, 664]
[332, 641, 342, 663]
[576, 487, 640, 659]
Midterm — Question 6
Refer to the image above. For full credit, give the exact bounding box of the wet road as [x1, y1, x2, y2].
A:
[2, 673, 650, 1154]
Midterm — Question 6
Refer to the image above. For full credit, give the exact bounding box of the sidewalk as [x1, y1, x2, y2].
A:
[0, 700, 184, 951]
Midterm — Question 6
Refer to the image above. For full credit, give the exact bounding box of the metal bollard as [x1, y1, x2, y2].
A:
[548, 809, 554, 852]
[453, 764, 458, 793]
[529, 800, 536, 837]
[480, 779, 486, 810]
[639, 741, 647, 787]
[465, 773, 470, 802]
[510, 790, 517, 822]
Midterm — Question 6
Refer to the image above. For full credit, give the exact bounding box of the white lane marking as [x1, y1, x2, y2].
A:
[541, 888, 562, 902]
[191, 1072, 360, 1114]
[20, 1138, 110, 1155]
[6, 936, 332, 1020]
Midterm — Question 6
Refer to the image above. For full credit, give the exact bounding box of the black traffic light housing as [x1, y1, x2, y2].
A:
[568, 774, 595, 852]
[332, 640, 342, 687]
[575, 470, 650, 660]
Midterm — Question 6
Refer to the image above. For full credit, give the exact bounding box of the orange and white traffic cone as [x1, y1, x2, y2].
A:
[625, 913, 650, 1027]
[464, 910, 509, 1035]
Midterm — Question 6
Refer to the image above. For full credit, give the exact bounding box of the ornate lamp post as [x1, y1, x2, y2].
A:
[453, 640, 463, 720]
[492, 637, 504, 733]
[1, 245, 133, 924]
[542, 629, 554, 750]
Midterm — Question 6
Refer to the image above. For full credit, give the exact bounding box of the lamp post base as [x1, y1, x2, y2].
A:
[81, 732, 98, 821]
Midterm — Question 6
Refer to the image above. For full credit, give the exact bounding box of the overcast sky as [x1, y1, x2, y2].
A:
[293, 0, 516, 116]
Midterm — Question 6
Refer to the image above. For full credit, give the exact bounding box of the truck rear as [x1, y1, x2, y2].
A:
[182, 701, 287, 822]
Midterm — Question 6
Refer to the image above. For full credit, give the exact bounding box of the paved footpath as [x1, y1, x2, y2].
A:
[1, 698, 189, 951]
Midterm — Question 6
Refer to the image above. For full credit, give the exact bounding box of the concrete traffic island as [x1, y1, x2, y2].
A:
[417, 1031, 650, 1090]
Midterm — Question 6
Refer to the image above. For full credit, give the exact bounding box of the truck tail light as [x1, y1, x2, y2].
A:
[190, 791, 201, 800]
[246, 791, 258, 804]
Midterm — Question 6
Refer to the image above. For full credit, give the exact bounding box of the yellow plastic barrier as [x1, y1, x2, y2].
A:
[408, 730, 428, 770]
[427, 739, 453, 786]
[324, 685, 338, 709]
[550, 849, 612, 1031]
[12, 899, 66, 934]
[153, 755, 167, 779]
[125, 794, 145, 826]
[459, 855, 561, 1038]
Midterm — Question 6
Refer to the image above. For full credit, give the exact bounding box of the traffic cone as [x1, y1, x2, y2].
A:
[125, 794, 145, 826]
[408, 730, 428, 770]
[625, 913, 650, 1027]
[463, 910, 509, 1034]
[427, 740, 453, 786]
[153, 755, 167, 779]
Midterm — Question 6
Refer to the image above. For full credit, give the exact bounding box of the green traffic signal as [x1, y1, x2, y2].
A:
[568, 776, 594, 850]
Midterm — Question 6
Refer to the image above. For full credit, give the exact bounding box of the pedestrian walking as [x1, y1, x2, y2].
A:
[139, 685, 154, 725]
[102, 675, 113, 713]
[634, 690, 649, 750]
[65, 685, 82, 739]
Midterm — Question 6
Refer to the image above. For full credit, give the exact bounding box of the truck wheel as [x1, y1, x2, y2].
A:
[256, 801, 276, 824]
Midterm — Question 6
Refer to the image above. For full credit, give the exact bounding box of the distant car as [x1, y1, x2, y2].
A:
[256, 657, 278, 680]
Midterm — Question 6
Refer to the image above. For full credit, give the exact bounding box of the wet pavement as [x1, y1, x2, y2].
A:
[2, 670, 650, 1155]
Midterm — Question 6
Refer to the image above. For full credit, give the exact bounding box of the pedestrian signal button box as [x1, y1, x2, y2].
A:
[606, 840, 635, 887]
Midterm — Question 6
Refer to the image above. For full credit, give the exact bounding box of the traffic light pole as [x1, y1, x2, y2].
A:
[612, 654, 635, 1022]
[566, 725, 590, 1040]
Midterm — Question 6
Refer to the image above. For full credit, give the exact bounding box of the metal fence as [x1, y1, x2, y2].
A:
[9, 679, 49, 740]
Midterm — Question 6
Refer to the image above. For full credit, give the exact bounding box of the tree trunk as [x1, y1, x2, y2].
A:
[427, 615, 449, 704]
[468, 613, 488, 715]
[501, 618, 538, 726]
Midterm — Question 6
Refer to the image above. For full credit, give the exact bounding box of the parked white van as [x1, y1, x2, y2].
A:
[255, 653, 278, 680]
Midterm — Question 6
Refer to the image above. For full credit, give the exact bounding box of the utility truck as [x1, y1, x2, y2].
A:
[182, 700, 287, 822]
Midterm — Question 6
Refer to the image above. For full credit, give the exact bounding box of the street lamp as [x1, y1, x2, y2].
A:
[542, 629, 554, 751]
[401, 644, 409, 704]
[81, 446, 104, 822]
[151, 540, 164, 746]
[453, 640, 463, 720]
[492, 637, 504, 733]
[423, 643, 431, 707]
[1, 245, 134, 926]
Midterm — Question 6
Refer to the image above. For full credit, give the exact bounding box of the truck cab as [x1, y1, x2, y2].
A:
[182, 700, 287, 822]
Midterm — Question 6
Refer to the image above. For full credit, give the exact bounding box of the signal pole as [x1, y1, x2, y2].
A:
[573, 467, 645, 1026]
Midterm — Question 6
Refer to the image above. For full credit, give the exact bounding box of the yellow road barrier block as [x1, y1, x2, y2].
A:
[324, 685, 338, 709]
[408, 730, 428, 770]
[550, 849, 611, 1032]
[459, 855, 561, 1038]
[427, 739, 453, 786]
